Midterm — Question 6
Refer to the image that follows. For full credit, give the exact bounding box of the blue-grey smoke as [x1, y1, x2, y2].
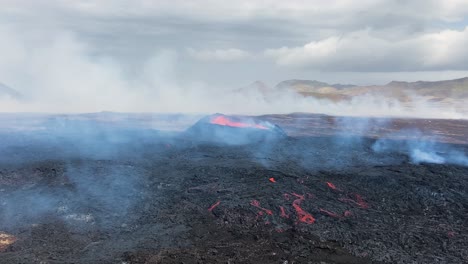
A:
[372, 130, 468, 166]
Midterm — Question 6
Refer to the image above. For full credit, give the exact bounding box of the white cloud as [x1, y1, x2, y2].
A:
[436, 0, 468, 21]
[0, 0, 468, 115]
[0, 23, 466, 119]
[265, 27, 468, 71]
[0, 25, 189, 112]
[187, 48, 250, 62]
[422, 27, 468, 68]
[63, 1, 468, 23]
[3, 1, 468, 26]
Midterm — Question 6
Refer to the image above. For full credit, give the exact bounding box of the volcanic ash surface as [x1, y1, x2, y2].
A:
[0, 113, 467, 264]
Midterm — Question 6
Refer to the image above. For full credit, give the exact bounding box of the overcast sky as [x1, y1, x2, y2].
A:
[2, 0, 468, 87]
[1, 1, 468, 113]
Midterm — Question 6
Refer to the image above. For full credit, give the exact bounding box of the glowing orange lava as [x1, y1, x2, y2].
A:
[354, 194, 369, 208]
[279, 206, 289, 218]
[250, 200, 273, 215]
[291, 193, 315, 224]
[319, 208, 339, 218]
[326, 182, 337, 190]
[210, 115, 268, 130]
[0, 232, 17, 252]
[339, 194, 369, 209]
[344, 210, 353, 217]
[291, 192, 304, 199]
[208, 200, 221, 212]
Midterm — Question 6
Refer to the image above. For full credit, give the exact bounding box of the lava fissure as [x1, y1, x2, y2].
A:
[338, 193, 369, 209]
[208, 200, 221, 212]
[279, 206, 290, 218]
[319, 208, 340, 218]
[290, 193, 316, 224]
[210, 115, 268, 130]
[250, 200, 273, 215]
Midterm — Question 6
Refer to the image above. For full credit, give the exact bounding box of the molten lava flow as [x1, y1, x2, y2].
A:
[208, 200, 221, 212]
[210, 115, 268, 130]
[326, 182, 338, 190]
[291, 193, 315, 224]
[339, 193, 369, 209]
[0, 232, 17, 252]
[291, 192, 304, 199]
[354, 194, 369, 209]
[279, 206, 290, 218]
[319, 208, 340, 218]
[250, 200, 273, 215]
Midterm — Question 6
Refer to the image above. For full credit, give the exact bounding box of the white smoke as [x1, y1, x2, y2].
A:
[372, 130, 468, 166]
[0, 25, 466, 119]
[411, 149, 445, 164]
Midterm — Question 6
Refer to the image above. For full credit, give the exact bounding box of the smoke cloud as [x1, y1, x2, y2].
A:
[0, 24, 466, 119]
[372, 130, 468, 166]
[0, 122, 159, 230]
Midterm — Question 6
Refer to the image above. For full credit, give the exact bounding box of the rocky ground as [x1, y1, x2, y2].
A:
[0, 114, 467, 264]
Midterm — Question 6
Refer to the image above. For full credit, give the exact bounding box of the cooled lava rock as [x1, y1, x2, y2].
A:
[1, 113, 468, 264]
[185, 113, 286, 144]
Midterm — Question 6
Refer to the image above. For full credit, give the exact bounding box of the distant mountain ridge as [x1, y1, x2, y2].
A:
[272, 77, 468, 102]
[276, 79, 356, 90]
[272, 79, 356, 101]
